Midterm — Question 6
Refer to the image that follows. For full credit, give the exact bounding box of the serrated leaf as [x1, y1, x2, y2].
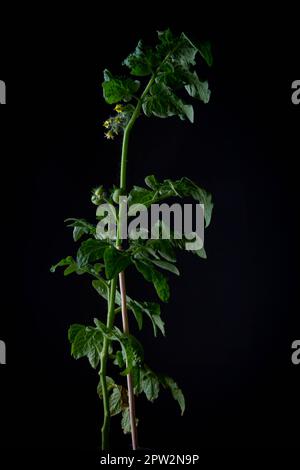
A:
[128, 176, 213, 228]
[129, 299, 165, 337]
[68, 324, 103, 369]
[97, 376, 115, 399]
[50, 256, 74, 273]
[127, 186, 155, 207]
[142, 372, 160, 402]
[194, 246, 207, 259]
[134, 260, 170, 302]
[127, 297, 164, 336]
[73, 226, 84, 242]
[93, 318, 110, 336]
[147, 258, 180, 276]
[172, 177, 213, 227]
[65, 218, 96, 241]
[142, 82, 194, 123]
[173, 32, 198, 67]
[112, 327, 144, 374]
[113, 350, 125, 369]
[122, 40, 157, 76]
[197, 40, 213, 67]
[151, 314, 165, 336]
[128, 301, 143, 330]
[132, 366, 142, 394]
[102, 69, 140, 104]
[160, 375, 185, 415]
[104, 246, 132, 280]
[63, 262, 78, 276]
[146, 239, 176, 262]
[185, 73, 211, 104]
[92, 278, 110, 301]
[121, 407, 131, 434]
[144, 174, 159, 190]
[68, 324, 84, 343]
[87, 345, 99, 368]
[76, 238, 108, 269]
[109, 386, 123, 416]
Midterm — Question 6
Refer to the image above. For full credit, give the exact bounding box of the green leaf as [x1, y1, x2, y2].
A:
[197, 40, 213, 67]
[144, 174, 160, 190]
[122, 40, 157, 76]
[65, 218, 96, 241]
[104, 246, 132, 280]
[112, 327, 144, 374]
[156, 29, 178, 59]
[93, 318, 110, 337]
[172, 32, 199, 67]
[121, 408, 131, 434]
[76, 238, 108, 269]
[93, 276, 163, 336]
[113, 350, 125, 369]
[151, 314, 165, 337]
[92, 278, 110, 301]
[134, 260, 170, 302]
[142, 371, 160, 402]
[129, 299, 164, 336]
[185, 74, 210, 104]
[63, 262, 78, 276]
[68, 324, 103, 369]
[172, 177, 213, 227]
[128, 176, 213, 228]
[102, 69, 140, 104]
[146, 239, 176, 262]
[51, 255, 103, 278]
[160, 375, 185, 415]
[109, 386, 123, 416]
[133, 301, 161, 334]
[127, 186, 155, 207]
[127, 301, 143, 330]
[194, 246, 207, 259]
[157, 30, 209, 69]
[50, 256, 74, 273]
[97, 376, 115, 399]
[68, 324, 84, 343]
[147, 258, 180, 276]
[142, 82, 194, 123]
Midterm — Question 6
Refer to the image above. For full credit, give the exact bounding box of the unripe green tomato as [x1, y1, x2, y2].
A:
[112, 188, 122, 204]
[91, 185, 105, 205]
[91, 194, 101, 205]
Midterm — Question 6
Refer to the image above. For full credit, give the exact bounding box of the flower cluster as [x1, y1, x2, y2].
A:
[103, 104, 133, 140]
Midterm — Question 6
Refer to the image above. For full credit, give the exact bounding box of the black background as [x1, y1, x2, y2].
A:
[0, 5, 299, 462]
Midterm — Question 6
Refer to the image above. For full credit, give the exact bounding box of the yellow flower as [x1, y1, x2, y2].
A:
[114, 104, 124, 113]
[103, 120, 111, 128]
[105, 130, 114, 140]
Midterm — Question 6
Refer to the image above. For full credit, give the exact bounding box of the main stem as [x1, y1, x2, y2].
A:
[100, 74, 155, 451]
[117, 77, 155, 450]
[100, 276, 117, 450]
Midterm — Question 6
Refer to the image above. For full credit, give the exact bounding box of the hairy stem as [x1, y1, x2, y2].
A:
[100, 276, 117, 450]
[100, 75, 155, 451]
[120, 75, 155, 192]
[117, 76, 155, 449]
[119, 270, 138, 449]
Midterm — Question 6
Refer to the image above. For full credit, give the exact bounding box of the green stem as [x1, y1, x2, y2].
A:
[100, 74, 155, 451]
[119, 75, 155, 194]
[99, 276, 117, 450]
